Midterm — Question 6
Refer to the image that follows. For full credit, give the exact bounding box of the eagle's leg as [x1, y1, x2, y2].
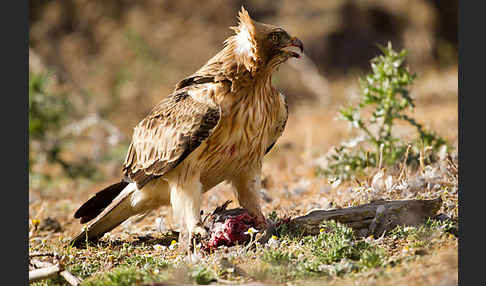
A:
[232, 168, 267, 228]
[167, 170, 207, 249]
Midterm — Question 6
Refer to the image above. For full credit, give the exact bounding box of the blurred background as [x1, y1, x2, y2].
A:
[29, 0, 457, 232]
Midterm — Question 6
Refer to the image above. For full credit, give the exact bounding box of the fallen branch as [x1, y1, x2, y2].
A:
[29, 264, 62, 283]
[29, 257, 82, 285]
[288, 198, 442, 237]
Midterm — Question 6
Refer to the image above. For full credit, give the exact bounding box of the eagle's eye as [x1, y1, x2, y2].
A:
[270, 33, 280, 43]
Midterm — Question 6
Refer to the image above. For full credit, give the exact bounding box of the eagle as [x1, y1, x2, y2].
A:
[71, 7, 303, 247]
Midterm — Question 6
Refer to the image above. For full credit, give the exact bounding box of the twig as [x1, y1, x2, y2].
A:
[378, 143, 384, 170]
[397, 144, 412, 182]
[29, 252, 58, 258]
[30, 257, 82, 285]
[59, 269, 82, 286]
[29, 264, 63, 283]
[419, 146, 425, 173]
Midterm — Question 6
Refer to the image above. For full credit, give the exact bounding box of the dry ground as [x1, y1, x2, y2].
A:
[29, 66, 458, 285]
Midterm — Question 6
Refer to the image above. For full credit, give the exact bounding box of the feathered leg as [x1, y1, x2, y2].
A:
[167, 170, 207, 248]
[232, 167, 266, 228]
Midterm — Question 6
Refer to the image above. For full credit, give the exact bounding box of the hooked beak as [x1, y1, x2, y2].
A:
[290, 37, 304, 53]
[281, 37, 304, 58]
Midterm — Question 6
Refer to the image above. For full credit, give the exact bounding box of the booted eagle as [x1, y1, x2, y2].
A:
[72, 7, 303, 246]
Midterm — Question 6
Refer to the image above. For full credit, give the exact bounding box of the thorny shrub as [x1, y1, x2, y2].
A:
[320, 43, 448, 180]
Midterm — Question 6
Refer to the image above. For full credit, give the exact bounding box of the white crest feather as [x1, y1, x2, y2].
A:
[235, 26, 253, 56]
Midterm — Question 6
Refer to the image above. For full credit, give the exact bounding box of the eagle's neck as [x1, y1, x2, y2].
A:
[193, 31, 279, 102]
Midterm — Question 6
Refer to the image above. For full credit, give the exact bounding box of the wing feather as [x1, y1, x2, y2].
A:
[265, 92, 288, 155]
[122, 88, 220, 188]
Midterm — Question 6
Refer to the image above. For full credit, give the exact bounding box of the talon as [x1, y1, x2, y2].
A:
[191, 225, 209, 238]
[189, 224, 209, 249]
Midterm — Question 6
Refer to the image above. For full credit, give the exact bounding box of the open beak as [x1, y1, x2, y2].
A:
[282, 37, 304, 58]
[290, 37, 304, 53]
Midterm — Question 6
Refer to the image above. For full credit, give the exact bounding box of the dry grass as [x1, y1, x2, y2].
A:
[29, 2, 458, 284]
[29, 65, 457, 285]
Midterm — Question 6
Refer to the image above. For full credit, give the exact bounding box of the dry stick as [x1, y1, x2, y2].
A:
[397, 144, 412, 183]
[447, 154, 458, 173]
[378, 143, 384, 171]
[29, 252, 58, 258]
[30, 256, 82, 285]
[29, 264, 62, 283]
[59, 269, 82, 286]
[419, 146, 425, 173]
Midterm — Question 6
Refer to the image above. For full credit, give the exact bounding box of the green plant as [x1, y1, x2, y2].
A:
[29, 72, 69, 140]
[122, 255, 169, 269]
[29, 71, 71, 170]
[309, 220, 384, 269]
[190, 265, 217, 285]
[320, 42, 448, 180]
[262, 249, 293, 266]
[310, 220, 360, 263]
[29, 71, 99, 179]
[359, 248, 385, 268]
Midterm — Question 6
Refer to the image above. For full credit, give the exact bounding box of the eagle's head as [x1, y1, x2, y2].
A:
[226, 7, 304, 75]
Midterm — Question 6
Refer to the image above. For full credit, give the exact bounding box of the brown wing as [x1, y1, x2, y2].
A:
[122, 88, 221, 188]
[265, 92, 288, 155]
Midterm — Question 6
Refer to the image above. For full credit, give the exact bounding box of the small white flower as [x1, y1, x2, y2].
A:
[244, 227, 258, 235]
[402, 246, 411, 254]
[365, 235, 374, 244]
[143, 253, 152, 258]
[169, 240, 177, 250]
[153, 244, 166, 251]
[266, 235, 279, 247]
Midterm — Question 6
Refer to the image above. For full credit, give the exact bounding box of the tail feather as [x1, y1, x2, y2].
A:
[74, 181, 129, 223]
[71, 183, 138, 247]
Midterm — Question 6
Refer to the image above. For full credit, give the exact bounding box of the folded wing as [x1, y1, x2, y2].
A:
[122, 88, 221, 188]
